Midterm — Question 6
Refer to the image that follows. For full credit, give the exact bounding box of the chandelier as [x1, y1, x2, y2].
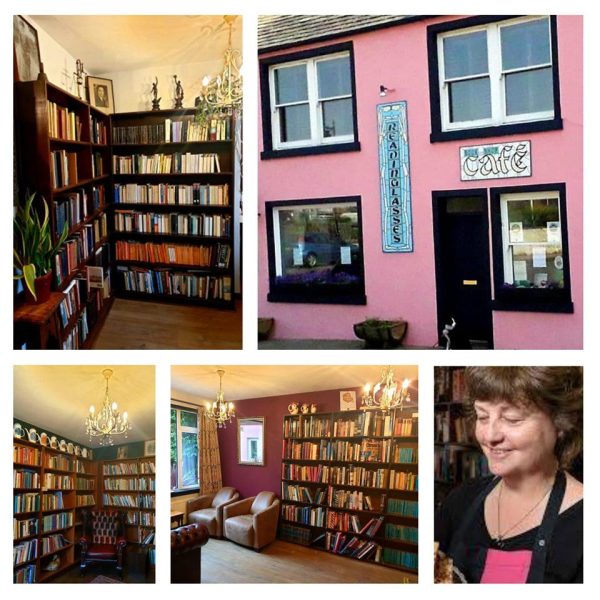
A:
[196, 15, 242, 120]
[206, 369, 236, 428]
[361, 366, 411, 412]
[85, 369, 131, 446]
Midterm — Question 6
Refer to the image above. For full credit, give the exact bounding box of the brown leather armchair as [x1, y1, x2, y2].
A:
[171, 523, 209, 583]
[185, 486, 239, 538]
[223, 491, 280, 550]
[79, 510, 127, 578]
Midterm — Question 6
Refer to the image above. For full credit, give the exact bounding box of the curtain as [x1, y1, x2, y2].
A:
[198, 407, 223, 493]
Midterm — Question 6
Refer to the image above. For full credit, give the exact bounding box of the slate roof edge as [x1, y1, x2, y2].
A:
[258, 15, 434, 54]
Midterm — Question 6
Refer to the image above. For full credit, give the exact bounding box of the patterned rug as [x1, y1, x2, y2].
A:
[89, 575, 121, 583]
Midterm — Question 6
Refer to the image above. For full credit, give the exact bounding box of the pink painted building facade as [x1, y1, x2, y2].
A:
[258, 16, 582, 349]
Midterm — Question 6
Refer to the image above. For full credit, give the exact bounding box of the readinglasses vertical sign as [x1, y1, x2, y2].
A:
[377, 102, 413, 253]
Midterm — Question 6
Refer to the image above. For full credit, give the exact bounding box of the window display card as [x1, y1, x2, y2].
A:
[513, 260, 528, 282]
[533, 246, 547, 268]
[340, 246, 352, 265]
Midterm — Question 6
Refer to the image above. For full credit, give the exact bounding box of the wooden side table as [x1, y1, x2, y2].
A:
[171, 511, 185, 529]
[14, 292, 64, 349]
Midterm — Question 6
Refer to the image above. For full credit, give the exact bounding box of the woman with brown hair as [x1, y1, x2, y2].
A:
[435, 367, 583, 583]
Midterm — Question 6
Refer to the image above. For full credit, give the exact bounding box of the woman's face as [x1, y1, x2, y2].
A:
[474, 400, 558, 478]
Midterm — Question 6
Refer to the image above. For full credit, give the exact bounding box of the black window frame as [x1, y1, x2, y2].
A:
[259, 41, 361, 160]
[427, 15, 563, 143]
[490, 182, 573, 313]
[265, 196, 367, 305]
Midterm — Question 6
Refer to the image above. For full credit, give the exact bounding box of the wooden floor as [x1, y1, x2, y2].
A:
[49, 553, 153, 583]
[92, 297, 242, 349]
[201, 539, 417, 583]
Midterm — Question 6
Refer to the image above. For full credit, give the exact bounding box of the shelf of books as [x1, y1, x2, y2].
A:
[279, 408, 418, 574]
[434, 367, 489, 508]
[110, 109, 235, 307]
[14, 74, 113, 349]
[13, 438, 98, 583]
[100, 457, 156, 543]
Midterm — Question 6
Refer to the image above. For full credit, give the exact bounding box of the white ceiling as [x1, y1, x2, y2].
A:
[171, 365, 419, 403]
[14, 365, 155, 447]
[30, 15, 243, 74]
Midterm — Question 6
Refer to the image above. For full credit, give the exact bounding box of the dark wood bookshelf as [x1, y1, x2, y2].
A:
[13, 438, 98, 583]
[100, 457, 156, 544]
[110, 108, 235, 308]
[279, 408, 419, 574]
[14, 74, 113, 350]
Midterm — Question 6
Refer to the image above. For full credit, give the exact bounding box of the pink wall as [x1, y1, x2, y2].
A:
[258, 16, 583, 349]
[218, 389, 346, 498]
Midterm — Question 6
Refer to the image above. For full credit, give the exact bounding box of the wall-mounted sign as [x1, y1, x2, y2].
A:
[377, 102, 413, 252]
[460, 140, 531, 181]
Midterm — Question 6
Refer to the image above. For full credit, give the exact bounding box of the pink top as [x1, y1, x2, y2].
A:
[480, 548, 533, 583]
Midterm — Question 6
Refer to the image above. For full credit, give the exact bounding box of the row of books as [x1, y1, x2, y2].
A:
[112, 115, 232, 144]
[76, 495, 95, 507]
[47, 101, 82, 141]
[391, 446, 417, 464]
[73, 460, 92, 474]
[386, 498, 418, 518]
[389, 470, 418, 491]
[54, 220, 108, 286]
[328, 488, 383, 511]
[14, 470, 40, 489]
[46, 454, 72, 471]
[61, 307, 90, 350]
[283, 415, 331, 439]
[41, 533, 69, 554]
[14, 539, 37, 566]
[103, 463, 139, 475]
[382, 547, 418, 570]
[435, 411, 472, 444]
[112, 152, 222, 174]
[42, 511, 72, 532]
[14, 517, 38, 539]
[329, 465, 390, 489]
[279, 523, 312, 546]
[14, 493, 40, 514]
[140, 462, 156, 474]
[113, 182, 230, 206]
[331, 439, 392, 463]
[57, 278, 86, 331]
[327, 512, 384, 537]
[90, 115, 108, 144]
[124, 510, 155, 526]
[50, 149, 78, 189]
[75, 478, 95, 491]
[281, 503, 325, 527]
[14, 564, 36, 583]
[434, 445, 490, 483]
[281, 483, 327, 505]
[42, 492, 65, 511]
[282, 439, 329, 461]
[115, 240, 227, 267]
[114, 210, 232, 238]
[102, 493, 155, 508]
[282, 463, 327, 483]
[435, 368, 466, 403]
[43, 473, 73, 490]
[54, 188, 106, 241]
[384, 523, 418, 543]
[118, 267, 232, 301]
[326, 531, 382, 561]
[91, 151, 104, 178]
[103, 477, 155, 491]
[14, 446, 41, 466]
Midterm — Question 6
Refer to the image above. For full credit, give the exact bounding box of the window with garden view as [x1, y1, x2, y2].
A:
[171, 406, 199, 493]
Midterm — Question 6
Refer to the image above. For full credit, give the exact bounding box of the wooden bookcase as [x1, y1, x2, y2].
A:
[13, 439, 98, 583]
[14, 73, 113, 349]
[434, 367, 488, 508]
[110, 109, 235, 307]
[279, 408, 418, 574]
[100, 457, 156, 543]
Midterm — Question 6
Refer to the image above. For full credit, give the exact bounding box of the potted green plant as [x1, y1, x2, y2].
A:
[14, 192, 68, 304]
[353, 318, 408, 349]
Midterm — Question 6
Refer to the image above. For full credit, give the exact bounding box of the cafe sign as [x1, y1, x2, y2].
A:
[377, 101, 413, 253]
[460, 140, 531, 181]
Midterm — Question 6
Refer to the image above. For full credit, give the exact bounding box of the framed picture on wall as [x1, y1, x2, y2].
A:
[87, 75, 115, 114]
[144, 440, 156, 456]
[13, 15, 42, 82]
[116, 446, 128, 459]
[340, 390, 357, 411]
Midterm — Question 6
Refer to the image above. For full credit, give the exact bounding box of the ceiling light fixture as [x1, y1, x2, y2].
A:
[196, 15, 242, 121]
[361, 366, 411, 412]
[206, 369, 236, 428]
[85, 369, 131, 446]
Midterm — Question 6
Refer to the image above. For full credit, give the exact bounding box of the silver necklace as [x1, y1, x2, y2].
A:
[494, 478, 554, 548]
